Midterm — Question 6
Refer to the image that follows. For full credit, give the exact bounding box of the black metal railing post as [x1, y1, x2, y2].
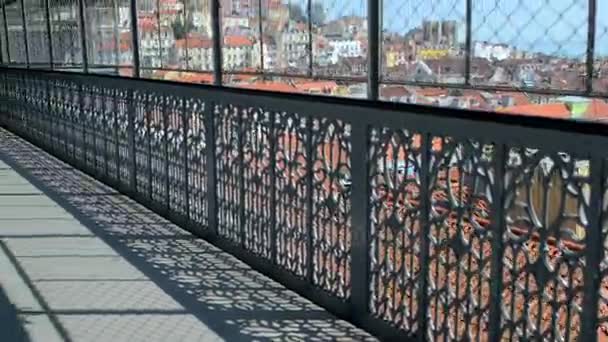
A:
[44, 0, 54, 69]
[127, 90, 138, 194]
[350, 121, 370, 320]
[257, 0, 264, 72]
[488, 144, 507, 341]
[464, 0, 473, 85]
[19, 0, 29, 67]
[2, 5, 10, 63]
[182, 99, 190, 221]
[211, 0, 222, 85]
[580, 157, 604, 341]
[367, 0, 380, 100]
[163, 97, 170, 212]
[307, 0, 313, 77]
[205, 102, 218, 235]
[305, 117, 315, 284]
[416, 133, 432, 341]
[586, 0, 597, 94]
[77, 0, 88, 73]
[129, 0, 140, 77]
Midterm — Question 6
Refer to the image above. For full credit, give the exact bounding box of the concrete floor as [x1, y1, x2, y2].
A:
[0, 130, 376, 342]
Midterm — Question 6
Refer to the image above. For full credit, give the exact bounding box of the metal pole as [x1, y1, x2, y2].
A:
[367, 0, 380, 100]
[129, 0, 141, 77]
[211, 0, 222, 85]
[2, 5, 11, 63]
[464, 0, 472, 85]
[44, 0, 54, 69]
[112, 0, 121, 68]
[586, 0, 597, 94]
[307, 0, 313, 77]
[257, 0, 264, 72]
[19, 0, 30, 67]
[77, 0, 88, 72]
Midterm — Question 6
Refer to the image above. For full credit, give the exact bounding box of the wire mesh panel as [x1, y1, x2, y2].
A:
[85, 0, 133, 71]
[0, 8, 8, 63]
[472, 0, 588, 91]
[49, 0, 83, 69]
[220, 0, 259, 73]
[382, 0, 466, 84]
[596, 0, 608, 95]
[5, 1, 27, 65]
[24, 0, 50, 66]
[311, 0, 367, 79]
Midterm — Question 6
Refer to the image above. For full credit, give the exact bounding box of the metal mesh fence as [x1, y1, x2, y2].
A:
[49, 0, 83, 69]
[24, 0, 50, 66]
[0, 0, 607, 98]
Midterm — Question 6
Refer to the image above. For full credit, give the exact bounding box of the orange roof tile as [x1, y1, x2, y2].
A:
[585, 99, 608, 120]
[497, 103, 572, 119]
[295, 81, 338, 92]
[237, 82, 297, 93]
[224, 36, 253, 47]
[175, 38, 213, 49]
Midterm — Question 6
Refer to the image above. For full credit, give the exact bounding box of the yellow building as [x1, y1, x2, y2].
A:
[419, 49, 449, 60]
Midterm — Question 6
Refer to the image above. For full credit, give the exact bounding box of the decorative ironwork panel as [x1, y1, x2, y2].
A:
[149, 94, 167, 206]
[63, 80, 80, 162]
[104, 87, 120, 184]
[167, 97, 188, 217]
[115, 89, 131, 188]
[311, 118, 352, 298]
[501, 148, 589, 341]
[215, 103, 242, 243]
[274, 112, 309, 277]
[134, 91, 150, 196]
[82, 85, 97, 171]
[426, 138, 494, 341]
[185, 98, 208, 227]
[368, 127, 422, 331]
[241, 108, 273, 257]
[599, 167, 608, 340]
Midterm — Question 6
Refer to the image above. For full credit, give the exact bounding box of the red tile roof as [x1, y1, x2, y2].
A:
[497, 103, 572, 119]
[175, 38, 213, 49]
[237, 82, 297, 93]
[224, 36, 254, 47]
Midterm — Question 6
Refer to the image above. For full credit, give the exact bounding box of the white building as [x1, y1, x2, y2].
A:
[473, 41, 512, 61]
[280, 21, 308, 68]
[328, 38, 363, 64]
[176, 37, 214, 70]
[223, 35, 254, 70]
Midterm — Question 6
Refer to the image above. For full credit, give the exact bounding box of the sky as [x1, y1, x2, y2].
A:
[320, 0, 608, 57]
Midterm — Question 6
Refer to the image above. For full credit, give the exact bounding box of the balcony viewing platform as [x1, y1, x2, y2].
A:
[1, 0, 608, 341]
[0, 128, 375, 341]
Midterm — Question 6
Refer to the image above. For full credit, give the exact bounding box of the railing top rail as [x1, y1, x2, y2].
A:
[3, 66, 608, 155]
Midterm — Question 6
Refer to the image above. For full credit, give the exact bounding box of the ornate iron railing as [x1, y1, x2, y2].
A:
[1, 66, 608, 341]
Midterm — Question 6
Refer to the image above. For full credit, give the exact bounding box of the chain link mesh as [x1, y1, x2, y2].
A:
[0, 1, 607, 103]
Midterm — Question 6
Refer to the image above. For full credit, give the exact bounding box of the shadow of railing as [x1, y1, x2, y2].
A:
[0, 131, 375, 341]
[0, 284, 30, 342]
